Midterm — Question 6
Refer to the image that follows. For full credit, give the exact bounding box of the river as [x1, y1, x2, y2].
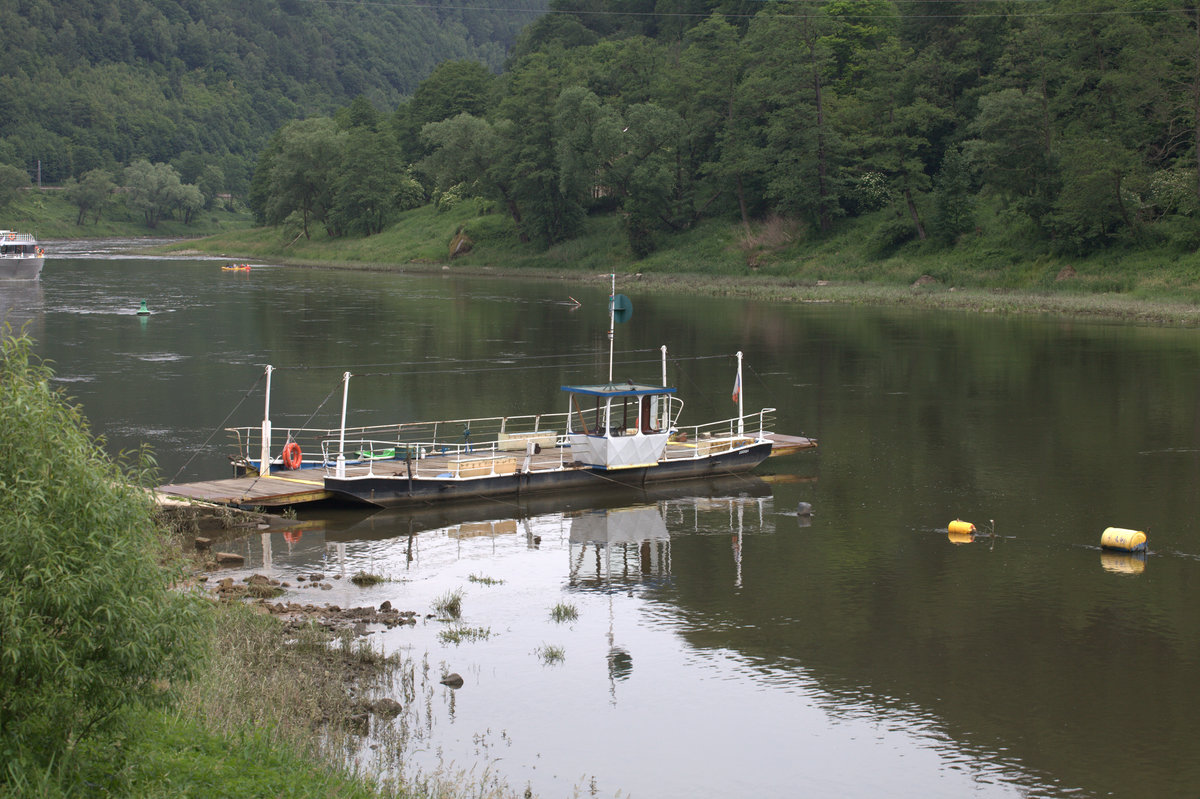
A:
[3, 244, 1199, 798]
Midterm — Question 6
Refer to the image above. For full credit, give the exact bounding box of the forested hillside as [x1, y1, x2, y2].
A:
[249, 0, 1200, 265]
[0, 0, 543, 193]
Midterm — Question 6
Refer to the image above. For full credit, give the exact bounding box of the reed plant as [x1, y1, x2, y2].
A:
[535, 645, 566, 665]
[432, 588, 464, 619]
[437, 625, 493, 645]
[549, 602, 579, 623]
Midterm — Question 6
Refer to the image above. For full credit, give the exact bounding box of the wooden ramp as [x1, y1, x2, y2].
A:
[157, 472, 331, 508]
[766, 433, 818, 457]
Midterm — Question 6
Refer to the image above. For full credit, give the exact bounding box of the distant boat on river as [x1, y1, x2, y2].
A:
[0, 230, 45, 280]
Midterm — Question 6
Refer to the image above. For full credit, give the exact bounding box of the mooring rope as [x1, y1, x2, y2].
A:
[167, 371, 265, 485]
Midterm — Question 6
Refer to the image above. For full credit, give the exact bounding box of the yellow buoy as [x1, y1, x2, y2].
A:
[948, 519, 976, 535]
[948, 530, 974, 545]
[1100, 527, 1147, 552]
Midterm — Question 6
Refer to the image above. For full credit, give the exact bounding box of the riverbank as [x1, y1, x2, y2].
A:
[156, 199, 1200, 326]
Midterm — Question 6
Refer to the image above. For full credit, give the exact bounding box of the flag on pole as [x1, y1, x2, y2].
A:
[732, 370, 742, 403]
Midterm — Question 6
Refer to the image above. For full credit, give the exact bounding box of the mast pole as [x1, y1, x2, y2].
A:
[259, 365, 273, 477]
[336, 371, 351, 479]
[607, 272, 616, 383]
[736, 350, 744, 436]
[661, 345, 669, 430]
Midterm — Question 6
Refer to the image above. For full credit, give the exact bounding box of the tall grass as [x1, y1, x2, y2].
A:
[432, 588, 464, 619]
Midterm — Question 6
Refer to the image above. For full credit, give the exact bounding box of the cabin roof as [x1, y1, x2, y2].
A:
[561, 382, 676, 398]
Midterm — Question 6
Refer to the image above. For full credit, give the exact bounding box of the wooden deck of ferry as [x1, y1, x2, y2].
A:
[156, 433, 815, 509]
[157, 472, 332, 508]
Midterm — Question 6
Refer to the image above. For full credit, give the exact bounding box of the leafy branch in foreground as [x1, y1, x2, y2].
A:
[0, 329, 209, 785]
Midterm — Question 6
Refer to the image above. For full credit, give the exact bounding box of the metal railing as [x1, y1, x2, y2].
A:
[661, 408, 776, 462]
[226, 405, 774, 473]
[321, 437, 570, 479]
[226, 411, 576, 471]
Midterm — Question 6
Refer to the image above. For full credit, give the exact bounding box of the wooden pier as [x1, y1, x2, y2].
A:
[157, 472, 331, 508]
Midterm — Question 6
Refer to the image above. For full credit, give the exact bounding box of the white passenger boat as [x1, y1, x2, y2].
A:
[0, 230, 45, 280]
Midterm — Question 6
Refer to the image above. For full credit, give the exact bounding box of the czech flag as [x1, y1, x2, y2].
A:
[732, 370, 742, 403]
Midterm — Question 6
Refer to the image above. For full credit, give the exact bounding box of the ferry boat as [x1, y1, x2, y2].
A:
[200, 349, 815, 510]
[159, 281, 816, 511]
[0, 230, 45, 280]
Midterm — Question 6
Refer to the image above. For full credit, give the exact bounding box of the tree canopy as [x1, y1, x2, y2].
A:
[0, 0, 543, 193]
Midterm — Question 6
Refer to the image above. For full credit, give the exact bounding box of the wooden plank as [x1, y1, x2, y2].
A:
[765, 433, 818, 457]
[157, 474, 331, 508]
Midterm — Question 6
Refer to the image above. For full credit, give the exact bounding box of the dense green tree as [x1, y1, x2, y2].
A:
[1047, 134, 1145, 252]
[328, 127, 423, 237]
[554, 86, 624, 212]
[64, 169, 115, 225]
[419, 113, 504, 195]
[0, 332, 208, 778]
[252, 118, 344, 239]
[496, 53, 581, 246]
[395, 61, 498, 158]
[236, 0, 1200, 263]
[742, 9, 844, 232]
[0, 163, 29, 209]
[965, 87, 1058, 226]
[419, 113, 528, 233]
[930, 148, 976, 244]
[614, 102, 685, 256]
[680, 15, 754, 229]
[844, 34, 951, 241]
[123, 160, 199, 228]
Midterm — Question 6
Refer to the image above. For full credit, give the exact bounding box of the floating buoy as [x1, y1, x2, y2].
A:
[797, 501, 813, 516]
[1100, 527, 1147, 552]
[948, 519, 976, 535]
[136, 300, 150, 315]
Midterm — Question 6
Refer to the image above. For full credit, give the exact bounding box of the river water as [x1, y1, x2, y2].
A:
[4, 245, 1199, 798]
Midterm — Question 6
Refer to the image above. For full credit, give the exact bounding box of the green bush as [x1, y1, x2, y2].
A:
[0, 331, 208, 785]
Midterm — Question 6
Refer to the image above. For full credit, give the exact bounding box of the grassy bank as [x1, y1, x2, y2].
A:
[5, 186, 253, 239]
[164, 198, 1200, 325]
[0, 329, 507, 799]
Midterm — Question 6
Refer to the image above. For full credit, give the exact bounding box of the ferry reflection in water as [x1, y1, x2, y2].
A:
[568, 505, 671, 589]
[564, 489, 775, 693]
[206, 477, 776, 591]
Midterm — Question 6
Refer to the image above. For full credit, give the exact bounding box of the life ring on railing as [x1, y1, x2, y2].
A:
[281, 441, 302, 470]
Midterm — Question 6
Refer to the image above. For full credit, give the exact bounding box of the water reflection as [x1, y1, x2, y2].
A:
[568, 505, 670, 588]
[208, 477, 775, 586]
[1099, 550, 1147, 575]
[0, 281, 43, 336]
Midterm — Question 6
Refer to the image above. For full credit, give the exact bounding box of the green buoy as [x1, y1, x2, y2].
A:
[137, 300, 150, 315]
